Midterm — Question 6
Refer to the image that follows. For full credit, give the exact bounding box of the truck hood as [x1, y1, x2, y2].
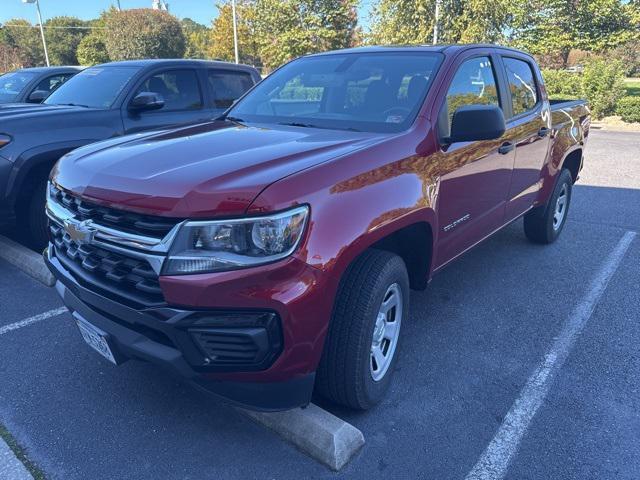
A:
[53, 121, 384, 218]
[0, 103, 96, 121]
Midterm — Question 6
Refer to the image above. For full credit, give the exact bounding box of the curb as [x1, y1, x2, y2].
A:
[0, 236, 54, 287]
[238, 404, 365, 471]
[0, 437, 33, 480]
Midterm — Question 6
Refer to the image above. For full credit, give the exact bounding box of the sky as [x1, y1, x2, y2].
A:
[0, 0, 374, 29]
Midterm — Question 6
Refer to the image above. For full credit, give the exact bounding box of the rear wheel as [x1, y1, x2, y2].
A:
[524, 168, 573, 244]
[316, 249, 409, 410]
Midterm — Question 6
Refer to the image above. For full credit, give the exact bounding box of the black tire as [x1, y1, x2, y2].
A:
[17, 179, 49, 251]
[316, 249, 409, 410]
[524, 168, 573, 244]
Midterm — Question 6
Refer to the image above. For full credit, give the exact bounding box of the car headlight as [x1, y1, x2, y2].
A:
[0, 134, 12, 149]
[163, 205, 309, 275]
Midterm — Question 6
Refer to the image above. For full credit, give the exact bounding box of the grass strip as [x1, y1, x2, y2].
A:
[0, 422, 46, 480]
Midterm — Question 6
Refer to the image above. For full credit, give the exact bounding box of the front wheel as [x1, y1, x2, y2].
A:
[17, 179, 49, 251]
[524, 168, 573, 244]
[316, 249, 409, 410]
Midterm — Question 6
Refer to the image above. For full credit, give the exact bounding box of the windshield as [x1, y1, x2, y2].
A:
[45, 66, 141, 108]
[0, 71, 36, 103]
[228, 52, 443, 133]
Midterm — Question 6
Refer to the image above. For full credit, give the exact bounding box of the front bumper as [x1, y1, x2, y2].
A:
[45, 248, 317, 411]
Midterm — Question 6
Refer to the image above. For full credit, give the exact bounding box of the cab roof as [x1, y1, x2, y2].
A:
[309, 44, 531, 57]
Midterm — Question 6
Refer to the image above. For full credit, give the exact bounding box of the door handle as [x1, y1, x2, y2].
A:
[498, 142, 515, 155]
[538, 127, 550, 137]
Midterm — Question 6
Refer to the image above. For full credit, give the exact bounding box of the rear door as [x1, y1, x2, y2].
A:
[122, 68, 211, 133]
[498, 54, 552, 220]
[206, 68, 256, 116]
[432, 50, 515, 269]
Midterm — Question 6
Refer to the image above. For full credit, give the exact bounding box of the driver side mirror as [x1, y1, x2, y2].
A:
[445, 104, 505, 144]
[129, 92, 165, 112]
[27, 90, 49, 104]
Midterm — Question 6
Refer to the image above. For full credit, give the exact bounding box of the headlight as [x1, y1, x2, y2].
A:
[163, 205, 309, 275]
[0, 134, 11, 149]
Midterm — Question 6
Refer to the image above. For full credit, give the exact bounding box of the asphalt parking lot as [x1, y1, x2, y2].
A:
[0, 129, 638, 479]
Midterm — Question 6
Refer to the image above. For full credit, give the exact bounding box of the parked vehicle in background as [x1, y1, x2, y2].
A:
[0, 67, 82, 105]
[0, 59, 260, 248]
[45, 45, 589, 411]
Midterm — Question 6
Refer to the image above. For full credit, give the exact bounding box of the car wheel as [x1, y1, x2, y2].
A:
[524, 168, 573, 244]
[18, 179, 49, 251]
[316, 249, 409, 410]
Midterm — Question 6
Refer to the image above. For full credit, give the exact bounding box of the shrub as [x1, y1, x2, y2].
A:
[77, 34, 110, 66]
[541, 69, 581, 98]
[104, 9, 186, 61]
[616, 96, 640, 123]
[580, 58, 626, 119]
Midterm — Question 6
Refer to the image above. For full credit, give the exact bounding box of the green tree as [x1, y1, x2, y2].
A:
[208, 1, 261, 66]
[1, 18, 45, 66]
[369, 0, 510, 45]
[44, 17, 88, 65]
[77, 34, 109, 65]
[510, 0, 636, 67]
[0, 43, 23, 73]
[103, 9, 186, 60]
[181, 18, 210, 59]
[253, 0, 359, 71]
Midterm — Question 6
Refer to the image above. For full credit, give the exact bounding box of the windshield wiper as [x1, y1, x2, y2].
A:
[278, 121, 361, 132]
[53, 102, 90, 108]
[278, 121, 316, 128]
[219, 115, 246, 125]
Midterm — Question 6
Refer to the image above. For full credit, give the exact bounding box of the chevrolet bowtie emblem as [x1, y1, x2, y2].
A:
[64, 219, 97, 245]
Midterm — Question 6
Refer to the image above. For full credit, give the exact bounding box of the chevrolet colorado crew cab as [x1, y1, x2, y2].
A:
[0, 59, 260, 248]
[45, 45, 589, 411]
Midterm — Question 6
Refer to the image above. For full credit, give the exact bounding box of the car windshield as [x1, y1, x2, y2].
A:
[228, 52, 443, 133]
[45, 66, 141, 108]
[0, 71, 37, 103]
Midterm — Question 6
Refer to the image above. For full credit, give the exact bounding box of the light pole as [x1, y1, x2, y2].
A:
[231, 0, 239, 64]
[432, 0, 440, 45]
[116, 0, 121, 11]
[22, 0, 50, 66]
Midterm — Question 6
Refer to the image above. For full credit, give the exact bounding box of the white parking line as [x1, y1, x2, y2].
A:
[465, 230, 636, 480]
[0, 307, 67, 336]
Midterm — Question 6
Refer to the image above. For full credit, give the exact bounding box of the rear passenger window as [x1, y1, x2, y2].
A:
[34, 74, 74, 94]
[503, 57, 538, 116]
[440, 56, 500, 136]
[207, 70, 254, 108]
[137, 69, 203, 111]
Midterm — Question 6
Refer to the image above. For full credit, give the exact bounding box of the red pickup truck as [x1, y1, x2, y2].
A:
[45, 45, 589, 411]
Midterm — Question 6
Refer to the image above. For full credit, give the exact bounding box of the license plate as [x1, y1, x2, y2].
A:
[75, 317, 117, 365]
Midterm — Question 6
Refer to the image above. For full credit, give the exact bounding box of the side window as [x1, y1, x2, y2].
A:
[503, 57, 538, 116]
[442, 57, 500, 135]
[136, 69, 203, 111]
[207, 70, 254, 108]
[34, 74, 73, 94]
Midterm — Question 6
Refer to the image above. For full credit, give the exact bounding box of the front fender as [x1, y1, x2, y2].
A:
[247, 139, 440, 298]
[4, 140, 99, 204]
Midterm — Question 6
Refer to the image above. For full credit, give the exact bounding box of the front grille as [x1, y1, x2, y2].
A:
[50, 184, 178, 238]
[49, 222, 164, 306]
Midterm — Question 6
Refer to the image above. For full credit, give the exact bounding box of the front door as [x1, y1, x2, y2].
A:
[433, 54, 515, 269]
